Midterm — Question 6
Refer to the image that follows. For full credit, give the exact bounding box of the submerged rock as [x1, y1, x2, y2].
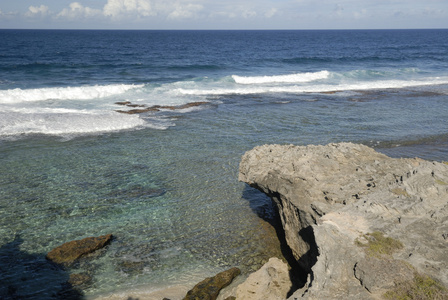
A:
[46, 234, 113, 267]
[68, 272, 92, 287]
[107, 185, 166, 199]
[183, 267, 241, 300]
[239, 143, 448, 299]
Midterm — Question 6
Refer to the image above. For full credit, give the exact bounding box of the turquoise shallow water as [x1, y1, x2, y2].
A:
[1, 29, 448, 299]
[0, 105, 285, 298]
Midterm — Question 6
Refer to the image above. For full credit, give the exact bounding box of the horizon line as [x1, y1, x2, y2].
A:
[1, 27, 447, 31]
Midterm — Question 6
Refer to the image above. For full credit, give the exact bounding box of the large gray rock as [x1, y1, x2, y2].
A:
[239, 143, 448, 299]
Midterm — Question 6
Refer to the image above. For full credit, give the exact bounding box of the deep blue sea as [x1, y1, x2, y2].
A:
[1, 29, 448, 299]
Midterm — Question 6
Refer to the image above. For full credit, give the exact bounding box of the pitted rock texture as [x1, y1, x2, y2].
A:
[239, 143, 448, 299]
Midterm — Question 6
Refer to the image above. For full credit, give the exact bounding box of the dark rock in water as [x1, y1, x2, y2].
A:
[107, 185, 166, 199]
[183, 267, 241, 300]
[126, 104, 147, 108]
[114, 101, 132, 106]
[68, 273, 92, 287]
[117, 260, 147, 275]
[115, 107, 159, 114]
[114, 101, 210, 114]
[46, 234, 113, 267]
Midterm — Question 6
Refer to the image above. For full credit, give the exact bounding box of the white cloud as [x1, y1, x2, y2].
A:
[2, 0, 446, 29]
[167, 3, 203, 20]
[334, 4, 344, 16]
[25, 5, 50, 17]
[422, 7, 445, 16]
[353, 8, 367, 19]
[0, 8, 18, 20]
[103, 0, 156, 19]
[242, 10, 257, 19]
[57, 2, 101, 19]
[265, 8, 278, 18]
[209, 11, 237, 19]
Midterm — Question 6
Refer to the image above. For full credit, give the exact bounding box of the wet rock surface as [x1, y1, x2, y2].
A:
[238, 142, 448, 299]
[46, 234, 113, 267]
[183, 267, 241, 300]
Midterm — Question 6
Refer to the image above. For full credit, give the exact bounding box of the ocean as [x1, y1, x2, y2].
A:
[1, 29, 448, 299]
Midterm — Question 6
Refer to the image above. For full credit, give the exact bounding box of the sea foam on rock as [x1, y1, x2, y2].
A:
[238, 142, 448, 299]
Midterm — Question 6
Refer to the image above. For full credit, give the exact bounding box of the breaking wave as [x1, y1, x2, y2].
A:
[0, 84, 143, 104]
[232, 70, 330, 84]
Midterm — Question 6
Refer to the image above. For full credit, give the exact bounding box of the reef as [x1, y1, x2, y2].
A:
[114, 101, 210, 114]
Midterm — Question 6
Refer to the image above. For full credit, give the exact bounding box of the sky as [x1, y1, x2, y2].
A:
[0, 0, 447, 30]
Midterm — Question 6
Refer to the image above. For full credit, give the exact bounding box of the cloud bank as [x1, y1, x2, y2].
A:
[0, 0, 447, 29]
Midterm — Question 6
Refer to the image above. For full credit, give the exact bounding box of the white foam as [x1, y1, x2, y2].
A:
[0, 111, 148, 137]
[0, 84, 144, 104]
[232, 70, 330, 85]
[2, 72, 446, 138]
[177, 77, 448, 96]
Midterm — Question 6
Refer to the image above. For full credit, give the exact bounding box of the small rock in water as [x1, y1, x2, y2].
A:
[183, 267, 241, 300]
[46, 234, 113, 267]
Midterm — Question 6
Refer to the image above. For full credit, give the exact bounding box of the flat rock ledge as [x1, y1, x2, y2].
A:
[238, 142, 448, 299]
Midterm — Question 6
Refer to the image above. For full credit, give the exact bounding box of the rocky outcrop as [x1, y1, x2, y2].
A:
[235, 257, 292, 300]
[46, 234, 113, 266]
[183, 267, 241, 300]
[238, 143, 448, 299]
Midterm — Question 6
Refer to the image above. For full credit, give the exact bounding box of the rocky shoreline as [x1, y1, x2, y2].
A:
[238, 142, 448, 299]
[47, 142, 448, 299]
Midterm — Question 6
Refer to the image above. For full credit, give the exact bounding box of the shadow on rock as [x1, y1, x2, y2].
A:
[0, 236, 83, 299]
[242, 185, 277, 224]
[241, 185, 309, 296]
